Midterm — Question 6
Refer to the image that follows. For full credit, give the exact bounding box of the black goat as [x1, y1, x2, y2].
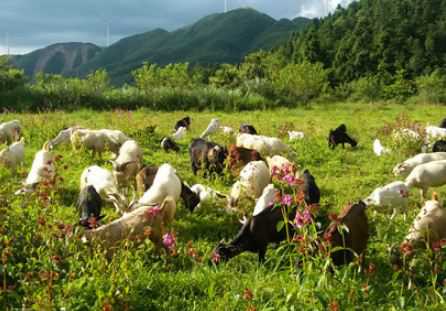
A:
[432, 140, 446, 152]
[161, 137, 180, 152]
[239, 124, 258, 135]
[77, 185, 104, 229]
[328, 124, 358, 149]
[175, 116, 191, 131]
[303, 169, 320, 205]
[213, 206, 296, 262]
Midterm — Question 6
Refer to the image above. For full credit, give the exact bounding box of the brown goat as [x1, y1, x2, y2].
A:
[227, 144, 263, 176]
[323, 201, 369, 266]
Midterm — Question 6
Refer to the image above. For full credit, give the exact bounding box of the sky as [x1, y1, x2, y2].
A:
[0, 0, 354, 55]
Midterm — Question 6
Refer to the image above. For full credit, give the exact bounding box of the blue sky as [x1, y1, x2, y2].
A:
[0, 0, 353, 55]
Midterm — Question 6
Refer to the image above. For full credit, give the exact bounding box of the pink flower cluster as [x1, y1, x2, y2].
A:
[162, 232, 176, 251]
[294, 209, 313, 228]
[145, 205, 162, 220]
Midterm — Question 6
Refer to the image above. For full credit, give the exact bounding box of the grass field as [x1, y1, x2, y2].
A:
[2, 102, 446, 310]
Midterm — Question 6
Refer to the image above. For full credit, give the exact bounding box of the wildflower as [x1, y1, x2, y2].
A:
[162, 232, 176, 251]
[187, 241, 198, 259]
[294, 191, 305, 204]
[102, 303, 112, 311]
[211, 251, 221, 264]
[366, 262, 376, 275]
[145, 205, 162, 220]
[243, 288, 254, 301]
[400, 241, 413, 256]
[431, 239, 446, 252]
[294, 209, 313, 228]
[329, 300, 340, 311]
[271, 165, 280, 177]
[143, 227, 152, 237]
[282, 174, 296, 185]
[281, 194, 293, 207]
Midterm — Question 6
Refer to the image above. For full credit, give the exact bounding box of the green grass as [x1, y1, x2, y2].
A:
[2, 102, 446, 310]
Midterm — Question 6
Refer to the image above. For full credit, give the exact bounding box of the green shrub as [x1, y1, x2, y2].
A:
[348, 75, 382, 102]
[415, 70, 446, 104]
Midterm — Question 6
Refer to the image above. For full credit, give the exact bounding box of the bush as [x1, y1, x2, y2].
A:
[414, 70, 446, 104]
[348, 75, 382, 102]
[0, 56, 25, 93]
[272, 61, 328, 104]
[382, 70, 416, 102]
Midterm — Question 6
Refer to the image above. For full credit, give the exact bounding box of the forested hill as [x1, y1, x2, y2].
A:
[281, 0, 446, 83]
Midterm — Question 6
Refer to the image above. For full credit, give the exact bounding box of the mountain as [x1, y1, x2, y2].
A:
[12, 8, 311, 83]
[12, 43, 101, 77]
[281, 0, 446, 83]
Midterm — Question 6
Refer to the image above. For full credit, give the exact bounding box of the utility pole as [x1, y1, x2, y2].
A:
[5, 32, 10, 57]
[106, 22, 110, 47]
[224, 0, 228, 13]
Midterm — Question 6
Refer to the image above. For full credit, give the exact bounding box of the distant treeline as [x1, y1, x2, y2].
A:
[2, 0, 446, 111]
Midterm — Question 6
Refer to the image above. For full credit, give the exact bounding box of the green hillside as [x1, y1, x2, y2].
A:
[280, 0, 446, 83]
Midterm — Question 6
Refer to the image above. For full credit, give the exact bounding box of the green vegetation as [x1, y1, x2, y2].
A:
[2, 103, 446, 309]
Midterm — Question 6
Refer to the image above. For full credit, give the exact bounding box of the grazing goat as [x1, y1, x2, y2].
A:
[48, 126, 83, 149]
[215, 185, 293, 262]
[239, 124, 257, 135]
[161, 137, 180, 152]
[236, 133, 289, 157]
[220, 126, 234, 136]
[135, 166, 199, 212]
[172, 127, 187, 141]
[323, 201, 369, 266]
[189, 138, 227, 176]
[71, 129, 129, 157]
[0, 120, 21, 145]
[303, 169, 320, 205]
[84, 197, 176, 251]
[77, 185, 103, 229]
[133, 164, 181, 207]
[432, 140, 446, 152]
[328, 124, 357, 149]
[16, 142, 55, 194]
[425, 126, 446, 143]
[228, 161, 270, 209]
[111, 140, 143, 188]
[391, 194, 446, 266]
[393, 152, 446, 177]
[175, 117, 191, 131]
[227, 144, 263, 176]
[373, 138, 390, 156]
[200, 118, 220, 139]
[80, 165, 128, 213]
[364, 181, 409, 216]
[190, 184, 227, 208]
[404, 160, 446, 198]
[0, 137, 24, 171]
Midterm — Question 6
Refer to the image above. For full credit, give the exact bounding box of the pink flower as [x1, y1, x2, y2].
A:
[162, 233, 176, 250]
[211, 251, 221, 264]
[281, 194, 293, 207]
[271, 166, 280, 177]
[282, 174, 296, 185]
[294, 209, 313, 228]
[145, 206, 162, 220]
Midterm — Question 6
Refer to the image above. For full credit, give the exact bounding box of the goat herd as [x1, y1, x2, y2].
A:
[2, 116, 446, 271]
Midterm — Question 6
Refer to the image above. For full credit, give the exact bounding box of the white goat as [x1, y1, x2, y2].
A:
[228, 161, 271, 209]
[80, 165, 128, 213]
[48, 126, 83, 149]
[364, 181, 409, 216]
[190, 183, 227, 208]
[373, 138, 390, 156]
[16, 142, 55, 194]
[404, 195, 446, 245]
[84, 196, 176, 250]
[393, 152, 446, 177]
[425, 126, 446, 143]
[252, 184, 278, 216]
[200, 118, 220, 139]
[111, 140, 143, 188]
[220, 126, 234, 136]
[172, 126, 187, 141]
[0, 137, 24, 171]
[236, 133, 289, 157]
[131, 164, 182, 209]
[71, 129, 129, 157]
[0, 120, 21, 145]
[404, 160, 446, 198]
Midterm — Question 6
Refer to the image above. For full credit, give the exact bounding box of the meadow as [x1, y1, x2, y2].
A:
[2, 102, 446, 310]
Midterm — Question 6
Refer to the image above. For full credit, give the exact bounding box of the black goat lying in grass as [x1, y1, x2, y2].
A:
[432, 140, 446, 152]
[328, 124, 358, 149]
